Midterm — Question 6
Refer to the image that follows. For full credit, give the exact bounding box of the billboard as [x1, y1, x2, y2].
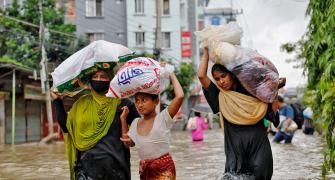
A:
[181, 31, 192, 58]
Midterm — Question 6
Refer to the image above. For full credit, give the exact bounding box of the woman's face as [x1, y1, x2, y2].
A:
[134, 93, 158, 116]
[91, 70, 110, 81]
[212, 71, 234, 90]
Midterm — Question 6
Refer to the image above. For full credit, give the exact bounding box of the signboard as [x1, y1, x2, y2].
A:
[181, 31, 192, 58]
[24, 84, 46, 101]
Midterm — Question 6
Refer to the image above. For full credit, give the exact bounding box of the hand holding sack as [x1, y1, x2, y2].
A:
[106, 57, 161, 98]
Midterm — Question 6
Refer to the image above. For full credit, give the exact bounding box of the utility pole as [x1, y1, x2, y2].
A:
[154, 0, 162, 61]
[39, 0, 54, 137]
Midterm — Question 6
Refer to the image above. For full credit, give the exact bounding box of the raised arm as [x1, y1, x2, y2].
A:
[167, 73, 184, 118]
[198, 48, 212, 89]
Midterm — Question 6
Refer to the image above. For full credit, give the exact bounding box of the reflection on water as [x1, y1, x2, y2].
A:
[0, 130, 333, 179]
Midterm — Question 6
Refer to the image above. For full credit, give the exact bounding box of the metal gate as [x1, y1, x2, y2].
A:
[5, 99, 42, 143]
[5, 99, 26, 144]
[26, 100, 41, 142]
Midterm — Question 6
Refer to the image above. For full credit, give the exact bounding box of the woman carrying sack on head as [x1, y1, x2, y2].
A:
[51, 69, 140, 180]
[198, 48, 280, 179]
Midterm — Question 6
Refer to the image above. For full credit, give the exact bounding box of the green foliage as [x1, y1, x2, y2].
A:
[281, 0, 335, 175]
[280, 40, 305, 69]
[0, 0, 86, 69]
[284, 0, 335, 176]
[165, 62, 197, 99]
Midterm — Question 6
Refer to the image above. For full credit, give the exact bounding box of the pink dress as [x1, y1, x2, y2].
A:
[191, 117, 208, 141]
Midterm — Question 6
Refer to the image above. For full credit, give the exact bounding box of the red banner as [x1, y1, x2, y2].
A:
[181, 31, 192, 58]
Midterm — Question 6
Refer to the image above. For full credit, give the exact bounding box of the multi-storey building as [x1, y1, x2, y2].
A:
[75, 0, 128, 45]
[204, 0, 241, 27]
[126, 0, 181, 63]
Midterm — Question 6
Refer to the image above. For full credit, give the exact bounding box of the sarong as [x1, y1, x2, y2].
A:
[139, 153, 176, 180]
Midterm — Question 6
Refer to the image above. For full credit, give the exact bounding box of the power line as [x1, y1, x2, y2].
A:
[0, 13, 77, 38]
[1, 2, 183, 61]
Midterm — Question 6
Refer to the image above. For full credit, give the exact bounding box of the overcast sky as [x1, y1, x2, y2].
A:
[208, 0, 309, 88]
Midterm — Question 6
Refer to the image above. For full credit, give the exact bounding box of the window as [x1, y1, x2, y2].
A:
[86, 0, 103, 17]
[135, 32, 145, 46]
[135, 0, 144, 14]
[115, 0, 123, 4]
[162, 32, 170, 48]
[180, 3, 185, 19]
[163, 0, 170, 15]
[198, 0, 204, 7]
[211, 16, 221, 25]
[86, 32, 104, 42]
[116, 32, 124, 38]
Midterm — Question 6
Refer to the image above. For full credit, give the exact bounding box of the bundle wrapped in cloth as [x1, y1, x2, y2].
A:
[196, 22, 280, 103]
[51, 40, 135, 97]
[106, 57, 161, 98]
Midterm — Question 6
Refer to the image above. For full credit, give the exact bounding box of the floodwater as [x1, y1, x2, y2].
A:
[0, 130, 333, 180]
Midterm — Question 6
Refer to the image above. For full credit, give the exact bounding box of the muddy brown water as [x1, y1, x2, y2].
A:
[0, 130, 333, 179]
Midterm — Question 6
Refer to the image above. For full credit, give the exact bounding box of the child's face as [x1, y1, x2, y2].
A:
[134, 93, 158, 116]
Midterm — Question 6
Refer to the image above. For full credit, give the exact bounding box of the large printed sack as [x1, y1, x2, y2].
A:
[106, 57, 160, 98]
[51, 40, 135, 97]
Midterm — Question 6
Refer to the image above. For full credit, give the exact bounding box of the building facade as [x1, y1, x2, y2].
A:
[126, 0, 181, 63]
[186, 0, 207, 66]
[75, 0, 128, 45]
[204, 0, 241, 27]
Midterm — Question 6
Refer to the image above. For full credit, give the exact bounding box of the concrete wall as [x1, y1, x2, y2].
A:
[75, 0, 127, 45]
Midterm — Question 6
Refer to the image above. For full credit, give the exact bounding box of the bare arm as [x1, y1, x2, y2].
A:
[167, 73, 184, 118]
[198, 48, 212, 89]
[120, 106, 135, 148]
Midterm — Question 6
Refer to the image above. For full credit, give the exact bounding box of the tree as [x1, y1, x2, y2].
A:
[0, 0, 87, 69]
[282, 0, 335, 176]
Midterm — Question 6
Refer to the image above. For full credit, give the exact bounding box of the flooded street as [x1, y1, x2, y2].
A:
[0, 129, 332, 179]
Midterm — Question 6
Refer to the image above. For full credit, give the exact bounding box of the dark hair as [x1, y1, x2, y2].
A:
[194, 112, 201, 117]
[134, 92, 159, 100]
[278, 95, 284, 103]
[211, 64, 231, 75]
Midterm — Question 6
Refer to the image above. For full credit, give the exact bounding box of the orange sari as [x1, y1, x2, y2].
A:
[139, 153, 176, 180]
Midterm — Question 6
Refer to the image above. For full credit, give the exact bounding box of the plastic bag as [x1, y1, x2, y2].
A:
[187, 117, 197, 130]
[207, 47, 279, 103]
[303, 107, 313, 119]
[208, 41, 244, 70]
[106, 57, 160, 98]
[230, 49, 279, 103]
[51, 40, 134, 97]
[195, 22, 243, 47]
[196, 22, 279, 103]
[279, 115, 298, 133]
[159, 62, 175, 92]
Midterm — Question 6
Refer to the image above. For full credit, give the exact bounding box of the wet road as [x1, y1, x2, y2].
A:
[0, 130, 333, 179]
